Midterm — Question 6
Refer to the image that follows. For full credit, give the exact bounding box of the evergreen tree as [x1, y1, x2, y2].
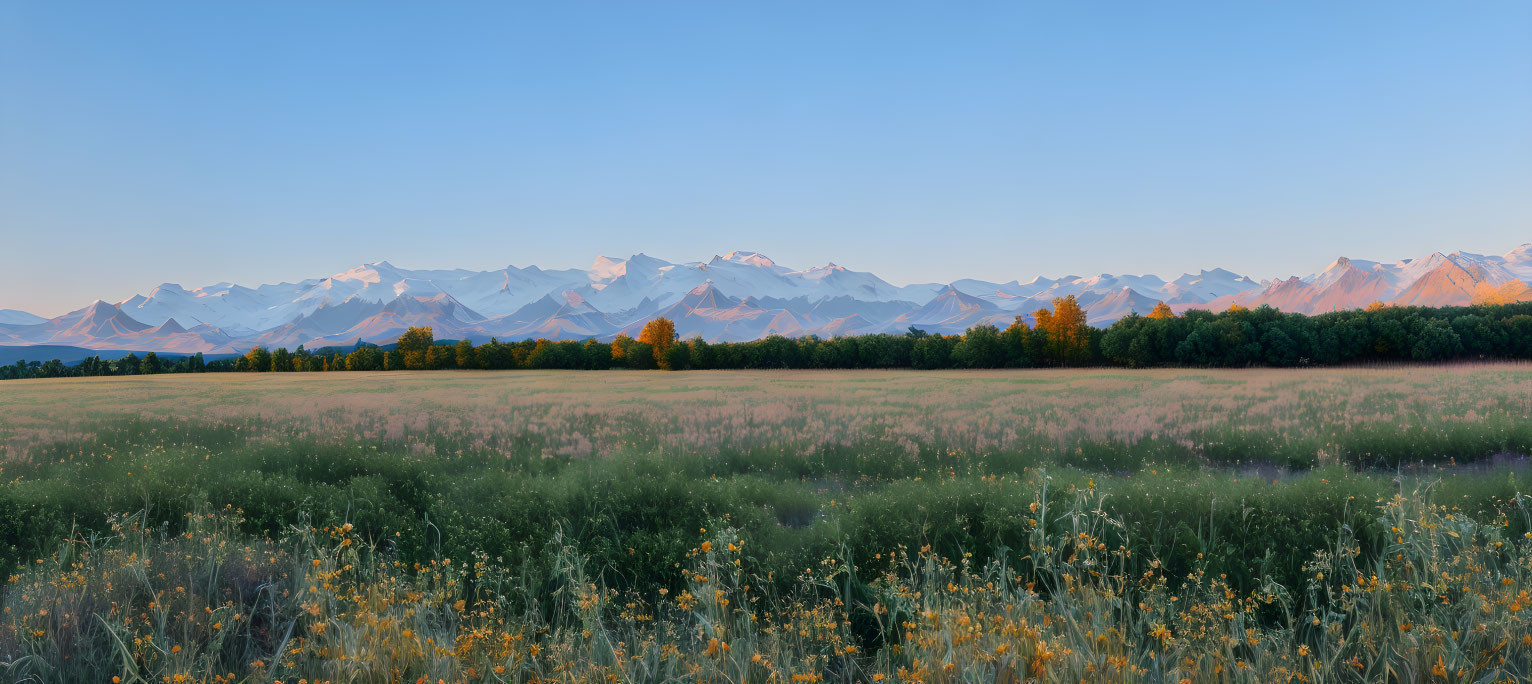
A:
[663, 340, 691, 370]
[455, 339, 476, 369]
[951, 324, 1004, 368]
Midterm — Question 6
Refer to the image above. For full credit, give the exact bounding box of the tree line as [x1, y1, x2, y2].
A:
[1, 351, 205, 380]
[4, 296, 1532, 379]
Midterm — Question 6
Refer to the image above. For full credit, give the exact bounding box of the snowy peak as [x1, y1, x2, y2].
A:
[1501, 243, 1532, 280]
[590, 255, 628, 281]
[713, 250, 786, 272]
[1162, 268, 1262, 304]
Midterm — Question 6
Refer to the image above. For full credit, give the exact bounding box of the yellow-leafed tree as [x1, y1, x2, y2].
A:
[1147, 301, 1175, 319]
[395, 327, 435, 370]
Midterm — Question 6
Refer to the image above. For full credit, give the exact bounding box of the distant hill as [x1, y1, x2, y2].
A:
[0, 345, 237, 366]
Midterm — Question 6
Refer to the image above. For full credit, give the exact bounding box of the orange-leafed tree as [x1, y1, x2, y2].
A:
[610, 333, 634, 360]
[1226, 303, 1248, 313]
[1032, 308, 1054, 337]
[1045, 295, 1091, 364]
[1365, 300, 1387, 312]
[1147, 301, 1175, 319]
[638, 317, 678, 368]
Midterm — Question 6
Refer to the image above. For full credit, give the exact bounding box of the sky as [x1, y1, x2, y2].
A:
[2, 2, 1529, 317]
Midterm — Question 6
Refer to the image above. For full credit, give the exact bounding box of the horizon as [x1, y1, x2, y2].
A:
[4, 3, 1530, 317]
[5, 239, 1532, 320]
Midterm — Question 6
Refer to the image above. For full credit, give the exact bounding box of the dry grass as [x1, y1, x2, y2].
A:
[3, 364, 1531, 470]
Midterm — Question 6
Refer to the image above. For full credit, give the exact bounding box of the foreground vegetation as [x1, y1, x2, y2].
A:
[0, 367, 1529, 680]
[3, 483, 1529, 682]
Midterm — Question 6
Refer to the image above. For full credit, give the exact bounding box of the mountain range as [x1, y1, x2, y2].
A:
[2, 246, 1529, 354]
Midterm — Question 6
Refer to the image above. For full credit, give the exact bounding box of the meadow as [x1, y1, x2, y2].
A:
[0, 365, 1529, 681]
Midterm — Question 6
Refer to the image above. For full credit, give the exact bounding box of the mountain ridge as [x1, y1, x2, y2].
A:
[2, 244, 1528, 353]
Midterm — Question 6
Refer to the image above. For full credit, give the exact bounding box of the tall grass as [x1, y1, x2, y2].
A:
[3, 481, 1528, 682]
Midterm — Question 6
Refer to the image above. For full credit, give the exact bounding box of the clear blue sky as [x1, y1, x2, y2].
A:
[2, 2, 1529, 316]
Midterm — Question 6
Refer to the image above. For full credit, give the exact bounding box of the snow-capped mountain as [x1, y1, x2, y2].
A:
[1215, 249, 1531, 314]
[1, 244, 1528, 353]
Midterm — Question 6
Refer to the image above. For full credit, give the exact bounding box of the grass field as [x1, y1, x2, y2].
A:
[1, 365, 1530, 681]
